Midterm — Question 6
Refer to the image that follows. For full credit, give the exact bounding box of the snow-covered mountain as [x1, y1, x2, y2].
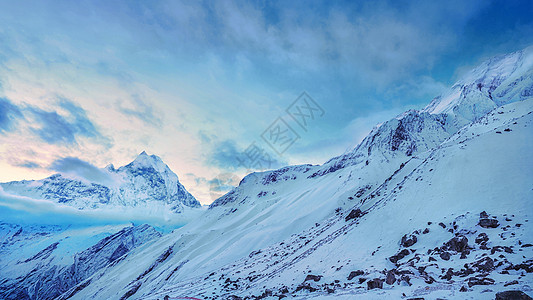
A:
[0, 151, 200, 213]
[0, 223, 161, 300]
[42, 47, 531, 300]
[1, 46, 532, 300]
[317, 45, 533, 176]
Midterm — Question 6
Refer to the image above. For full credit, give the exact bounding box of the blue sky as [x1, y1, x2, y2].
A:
[0, 0, 532, 203]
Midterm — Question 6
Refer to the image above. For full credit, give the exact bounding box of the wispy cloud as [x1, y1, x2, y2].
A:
[0, 97, 22, 133]
[207, 139, 287, 171]
[14, 161, 41, 169]
[26, 98, 105, 145]
[207, 140, 243, 170]
[0, 189, 201, 227]
[115, 93, 162, 127]
[49, 156, 114, 185]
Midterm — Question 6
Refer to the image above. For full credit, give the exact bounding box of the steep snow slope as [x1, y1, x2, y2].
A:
[55, 47, 533, 300]
[0, 223, 161, 300]
[0, 152, 200, 213]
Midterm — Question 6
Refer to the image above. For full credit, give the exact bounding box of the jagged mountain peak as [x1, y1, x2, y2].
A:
[129, 151, 163, 166]
[1, 152, 200, 212]
[424, 45, 533, 117]
[308, 45, 533, 177]
[123, 151, 173, 177]
[205, 46, 533, 190]
[104, 163, 115, 172]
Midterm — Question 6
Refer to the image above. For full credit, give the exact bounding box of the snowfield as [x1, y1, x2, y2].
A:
[0, 47, 532, 300]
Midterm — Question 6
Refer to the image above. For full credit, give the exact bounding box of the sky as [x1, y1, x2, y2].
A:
[0, 0, 532, 204]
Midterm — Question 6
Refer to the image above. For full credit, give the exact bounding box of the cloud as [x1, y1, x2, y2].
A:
[384, 76, 448, 104]
[207, 174, 240, 193]
[0, 189, 202, 228]
[207, 140, 243, 170]
[0, 97, 22, 133]
[289, 104, 419, 165]
[49, 157, 114, 185]
[28, 98, 106, 145]
[15, 161, 41, 169]
[207, 139, 287, 172]
[115, 93, 162, 127]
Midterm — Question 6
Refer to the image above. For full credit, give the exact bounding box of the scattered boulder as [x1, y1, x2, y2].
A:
[347, 270, 364, 280]
[445, 235, 469, 252]
[257, 289, 273, 299]
[400, 275, 412, 286]
[385, 270, 396, 285]
[495, 290, 532, 300]
[294, 282, 317, 293]
[506, 259, 533, 273]
[438, 222, 446, 228]
[345, 209, 362, 221]
[471, 256, 494, 272]
[442, 268, 454, 281]
[479, 218, 499, 228]
[401, 234, 418, 247]
[467, 276, 495, 287]
[304, 274, 322, 282]
[367, 278, 384, 290]
[389, 249, 410, 264]
[440, 251, 451, 261]
[504, 280, 519, 287]
[480, 211, 489, 218]
[471, 257, 495, 273]
[475, 233, 489, 244]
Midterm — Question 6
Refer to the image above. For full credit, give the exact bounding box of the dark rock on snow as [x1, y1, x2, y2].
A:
[495, 290, 532, 300]
[345, 209, 362, 222]
[347, 270, 364, 280]
[479, 218, 500, 228]
[367, 278, 384, 290]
